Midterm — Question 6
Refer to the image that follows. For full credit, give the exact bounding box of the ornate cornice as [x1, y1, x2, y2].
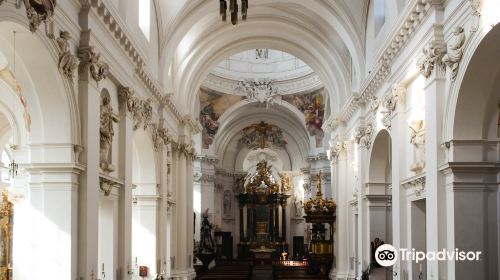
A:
[323, 0, 433, 132]
[202, 72, 322, 96]
[402, 175, 426, 197]
[85, 0, 182, 122]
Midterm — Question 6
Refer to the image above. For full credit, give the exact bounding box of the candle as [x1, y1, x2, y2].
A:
[419, 263, 422, 273]
[102, 263, 105, 271]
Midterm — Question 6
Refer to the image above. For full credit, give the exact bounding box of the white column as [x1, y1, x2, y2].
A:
[157, 138, 169, 277]
[423, 29, 447, 279]
[78, 57, 101, 280]
[171, 141, 196, 279]
[330, 138, 350, 280]
[18, 164, 80, 280]
[357, 139, 370, 276]
[390, 85, 407, 279]
[118, 95, 133, 279]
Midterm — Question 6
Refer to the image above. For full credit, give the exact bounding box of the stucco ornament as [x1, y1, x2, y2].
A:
[409, 120, 425, 174]
[442, 26, 466, 81]
[118, 86, 134, 110]
[100, 95, 119, 173]
[150, 123, 170, 151]
[139, 99, 153, 130]
[55, 31, 79, 79]
[329, 141, 345, 162]
[354, 124, 373, 149]
[21, 0, 56, 33]
[369, 95, 380, 112]
[237, 79, 281, 109]
[78, 46, 109, 83]
[417, 41, 447, 78]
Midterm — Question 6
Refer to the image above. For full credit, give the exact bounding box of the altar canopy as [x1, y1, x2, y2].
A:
[236, 161, 289, 259]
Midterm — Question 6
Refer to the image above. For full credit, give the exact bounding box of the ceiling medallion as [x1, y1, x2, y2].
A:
[220, 0, 248, 25]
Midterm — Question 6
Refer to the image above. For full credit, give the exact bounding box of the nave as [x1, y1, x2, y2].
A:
[0, 0, 499, 280]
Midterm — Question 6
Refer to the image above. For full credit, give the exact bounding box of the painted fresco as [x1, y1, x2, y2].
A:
[199, 89, 243, 148]
[282, 89, 325, 146]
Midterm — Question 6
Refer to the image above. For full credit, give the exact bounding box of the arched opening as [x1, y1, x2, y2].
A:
[131, 129, 158, 279]
[366, 129, 393, 280]
[447, 23, 500, 280]
[0, 20, 78, 279]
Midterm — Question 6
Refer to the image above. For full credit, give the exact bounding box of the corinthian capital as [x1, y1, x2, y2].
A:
[417, 41, 447, 78]
[78, 46, 109, 82]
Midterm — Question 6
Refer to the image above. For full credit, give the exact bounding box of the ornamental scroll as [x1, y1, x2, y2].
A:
[0, 191, 13, 280]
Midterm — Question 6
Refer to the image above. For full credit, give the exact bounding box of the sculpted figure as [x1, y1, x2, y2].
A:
[100, 95, 119, 172]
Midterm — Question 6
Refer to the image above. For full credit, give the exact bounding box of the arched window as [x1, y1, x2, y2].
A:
[138, 0, 151, 40]
[374, 0, 386, 35]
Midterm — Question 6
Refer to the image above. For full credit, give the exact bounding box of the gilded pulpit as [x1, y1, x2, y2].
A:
[303, 172, 336, 276]
[236, 161, 289, 260]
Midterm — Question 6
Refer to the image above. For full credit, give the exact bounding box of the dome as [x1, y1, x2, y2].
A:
[203, 49, 323, 96]
[211, 49, 313, 81]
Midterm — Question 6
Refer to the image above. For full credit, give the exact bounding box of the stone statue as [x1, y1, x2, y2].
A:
[197, 209, 216, 269]
[23, 0, 56, 33]
[409, 120, 425, 174]
[294, 196, 303, 218]
[442, 26, 466, 81]
[223, 190, 232, 216]
[56, 31, 79, 79]
[100, 95, 119, 172]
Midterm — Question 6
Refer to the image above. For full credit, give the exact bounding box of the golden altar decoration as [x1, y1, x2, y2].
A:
[303, 172, 336, 275]
[236, 161, 290, 260]
[0, 191, 13, 280]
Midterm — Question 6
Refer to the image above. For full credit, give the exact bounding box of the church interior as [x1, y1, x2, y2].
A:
[0, 0, 499, 279]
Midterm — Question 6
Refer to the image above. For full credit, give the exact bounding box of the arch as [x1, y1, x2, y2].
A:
[159, 0, 366, 115]
[0, 18, 79, 147]
[445, 23, 500, 142]
[212, 101, 311, 171]
[368, 129, 392, 183]
[177, 30, 348, 116]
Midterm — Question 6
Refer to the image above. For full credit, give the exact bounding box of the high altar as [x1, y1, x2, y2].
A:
[236, 161, 289, 260]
